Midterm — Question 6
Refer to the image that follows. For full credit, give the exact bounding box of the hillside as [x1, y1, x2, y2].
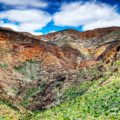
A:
[31, 63, 120, 120]
[0, 26, 120, 120]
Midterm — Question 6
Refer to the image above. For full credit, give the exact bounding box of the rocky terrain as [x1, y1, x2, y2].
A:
[0, 26, 120, 119]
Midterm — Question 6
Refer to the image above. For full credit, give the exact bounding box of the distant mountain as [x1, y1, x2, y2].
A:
[0, 26, 120, 119]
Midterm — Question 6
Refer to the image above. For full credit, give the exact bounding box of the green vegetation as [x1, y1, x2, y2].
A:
[0, 103, 21, 120]
[1, 60, 120, 120]
[1, 73, 120, 120]
[0, 99, 18, 111]
[21, 82, 46, 108]
[31, 74, 120, 120]
[0, 115, 11, 120]
[109, 30, 120, 35]
[28, 82, 45, 98]
[14, 59, 41, 80]
[61, 80, 95, 101]
[0, 63, 8, 68]
[115, 60, 120, 66]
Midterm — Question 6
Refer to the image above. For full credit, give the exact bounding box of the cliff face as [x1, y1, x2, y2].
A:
[0, 27, 120, 111]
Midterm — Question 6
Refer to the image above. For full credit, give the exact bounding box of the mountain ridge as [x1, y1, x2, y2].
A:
[0, 26, 120, 119]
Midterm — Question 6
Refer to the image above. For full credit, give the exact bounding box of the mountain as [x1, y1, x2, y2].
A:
[0, 26, 120, 119]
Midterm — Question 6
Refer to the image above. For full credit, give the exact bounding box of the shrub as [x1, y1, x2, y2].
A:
[0, 63, 8, 68]
[14, 59, 41, 80]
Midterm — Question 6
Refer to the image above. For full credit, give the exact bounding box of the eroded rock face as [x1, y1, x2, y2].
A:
[0, 27, 120, 111]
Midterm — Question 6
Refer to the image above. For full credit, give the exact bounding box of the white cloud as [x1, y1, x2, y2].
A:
[0, 22, 43, 35]
[0, 23, 19, 31]
[0, 0, 48, 8]
[0, 9, 52, 34]
[0, 9, 51, 23]
[53, 1, 120, 30]
[31, 31, 43, 35]
[0, 0, 51, 35]
[49, 30, 56, 33]
[83, 17, 120, 30]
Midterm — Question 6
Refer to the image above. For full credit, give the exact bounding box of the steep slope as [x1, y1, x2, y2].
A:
[0, 27, 83, 111]
[0, 26, 120, 119]
[40, 27, 120, 60]
[1, 60, 120, 120]
[0, 28, 79, 68]
[31, 63, 120, 120]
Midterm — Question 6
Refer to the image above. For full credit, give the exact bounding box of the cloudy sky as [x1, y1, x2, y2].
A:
[0, 0, 120, 35]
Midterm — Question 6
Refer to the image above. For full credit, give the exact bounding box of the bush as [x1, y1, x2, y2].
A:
[21, 82, 46, 108]
[14, 59, 41, 80]
[0, 63, 8, 68]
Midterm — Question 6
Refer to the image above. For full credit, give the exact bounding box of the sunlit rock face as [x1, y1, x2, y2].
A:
[0, 26, 120, 111]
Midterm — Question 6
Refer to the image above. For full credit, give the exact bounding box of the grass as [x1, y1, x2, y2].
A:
[0, 103, 21, 120]
[61, 80, 95, 102]
[0, 99, 18, 111]
[1, 60, 120, 120]
[1, 74, 120, 120]
[30, 73, 120, 120]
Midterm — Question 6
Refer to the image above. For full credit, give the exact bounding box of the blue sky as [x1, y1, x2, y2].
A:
[0, 0, 120, 35]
